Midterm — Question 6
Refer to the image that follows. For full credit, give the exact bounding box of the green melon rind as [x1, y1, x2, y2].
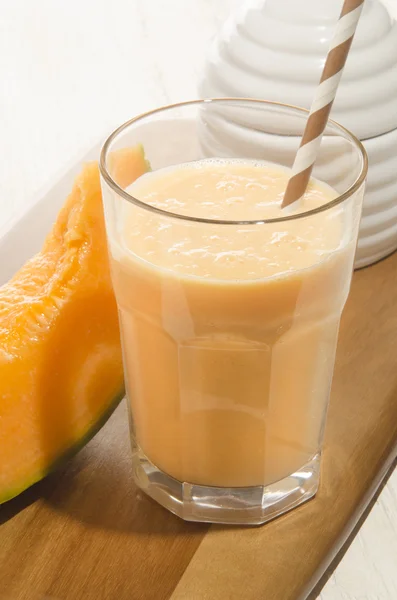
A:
[0, 389, 125, 505]
[138, 143, 152, 173]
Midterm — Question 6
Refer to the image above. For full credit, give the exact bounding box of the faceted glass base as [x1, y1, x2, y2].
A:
[131, 446, 320, 525]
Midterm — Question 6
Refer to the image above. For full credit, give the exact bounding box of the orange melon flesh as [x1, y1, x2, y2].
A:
[0, 145, 148, 503]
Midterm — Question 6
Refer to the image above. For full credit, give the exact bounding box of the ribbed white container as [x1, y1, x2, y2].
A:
[199, 0, 397, 267]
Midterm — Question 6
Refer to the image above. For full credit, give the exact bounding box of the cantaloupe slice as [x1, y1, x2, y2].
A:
[0, 145, 148, 503]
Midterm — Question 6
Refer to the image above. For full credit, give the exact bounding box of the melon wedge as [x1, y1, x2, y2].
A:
[0, 145, 148, 503]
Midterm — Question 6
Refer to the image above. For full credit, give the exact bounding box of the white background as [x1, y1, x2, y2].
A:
[0, 1, 396, 598]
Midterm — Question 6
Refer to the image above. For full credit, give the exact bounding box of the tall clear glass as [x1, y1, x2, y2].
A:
[100, 99, 367, 525]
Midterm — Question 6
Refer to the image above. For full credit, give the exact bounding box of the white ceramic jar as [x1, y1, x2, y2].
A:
[199, 0, 397, 267]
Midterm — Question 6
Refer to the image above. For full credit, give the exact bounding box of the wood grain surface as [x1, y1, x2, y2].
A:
[1, 251, 397, 600]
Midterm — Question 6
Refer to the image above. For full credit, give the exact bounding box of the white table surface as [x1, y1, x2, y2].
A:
[0, 1, 396, 598]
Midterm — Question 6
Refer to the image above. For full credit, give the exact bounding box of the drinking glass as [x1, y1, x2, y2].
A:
[100, 99, 367, 524]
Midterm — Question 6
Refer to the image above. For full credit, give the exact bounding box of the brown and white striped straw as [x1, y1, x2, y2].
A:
[282, 0, 365, 208]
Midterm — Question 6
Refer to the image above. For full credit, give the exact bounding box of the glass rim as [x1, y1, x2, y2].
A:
[99, 98, 368, 226]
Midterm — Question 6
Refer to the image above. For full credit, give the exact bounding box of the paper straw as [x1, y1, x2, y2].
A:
[282, 0, 365, 208]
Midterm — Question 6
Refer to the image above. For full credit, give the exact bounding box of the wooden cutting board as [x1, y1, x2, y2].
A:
[1, 253, 397, 600]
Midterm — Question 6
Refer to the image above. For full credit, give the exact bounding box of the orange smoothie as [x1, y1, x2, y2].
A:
[109, 159, 353, 488]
